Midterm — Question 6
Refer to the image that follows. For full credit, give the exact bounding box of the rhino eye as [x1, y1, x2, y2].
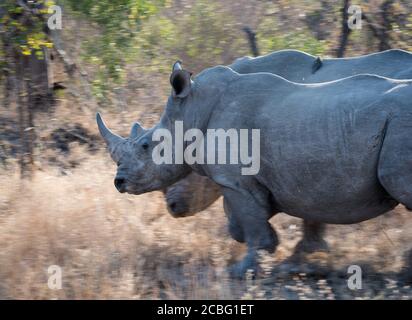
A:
[142, 142, 149, 150]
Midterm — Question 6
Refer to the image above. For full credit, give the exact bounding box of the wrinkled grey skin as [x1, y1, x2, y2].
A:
[167, 50, 412, 215]
[163, 49, 412, 256]
[98, 61, 412, 278]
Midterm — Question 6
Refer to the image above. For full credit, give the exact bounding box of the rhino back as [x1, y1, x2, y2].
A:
[310, 49, 412, 81]
[204, 73, 412, 223]
[229, 49, 412, 84]
[229, 49, 317, 82]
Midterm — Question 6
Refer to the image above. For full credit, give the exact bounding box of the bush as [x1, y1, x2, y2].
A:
[135, 0, 248, 73]
[257, 16, 327, 56]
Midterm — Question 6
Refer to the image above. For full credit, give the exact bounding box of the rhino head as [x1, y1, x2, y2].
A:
[97, 114, 154, 193]
[97, 61, 223, 197]
[97, 116, 221, 217]
[164, 172, 222, 217]
[97, 115, 221, 217]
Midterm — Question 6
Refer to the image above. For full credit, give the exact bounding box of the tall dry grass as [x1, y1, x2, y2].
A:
[1, 147, 412, 299]
[0, 150, 240, 299]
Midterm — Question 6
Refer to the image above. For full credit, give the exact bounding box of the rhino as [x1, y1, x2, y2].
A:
[229, 48, 412, 83]
[98, 60, 412, 277]
[163, 49, 412, 255]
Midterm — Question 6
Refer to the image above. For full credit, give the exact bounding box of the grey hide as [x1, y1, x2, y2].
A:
[165, 49, 412, 215]
[163, 49, 412, 256]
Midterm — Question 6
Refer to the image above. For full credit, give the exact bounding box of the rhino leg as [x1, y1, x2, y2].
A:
[401, 248, 412, 283]
[223, 188, 278, 278]
[228, 213, 245, 243]
[224, 198, 245, 243]
[293, 221, 329, 255]
[377, 119, 412, 280]
[377, 119, 412, 210]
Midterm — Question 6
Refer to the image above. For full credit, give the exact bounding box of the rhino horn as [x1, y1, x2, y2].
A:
[129, 122, 145, 139]
[96, 112, 124, 149]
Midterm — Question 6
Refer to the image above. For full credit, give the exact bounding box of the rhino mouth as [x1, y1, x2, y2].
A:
[122, 180, 161, 195]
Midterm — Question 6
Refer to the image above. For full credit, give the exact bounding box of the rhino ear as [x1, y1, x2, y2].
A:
[129, 122, 146, 139]
[170, 63, 192, 98]
[172, 60, 183, 72]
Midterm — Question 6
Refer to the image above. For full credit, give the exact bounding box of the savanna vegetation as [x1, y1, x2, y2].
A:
[0, 0, 412, 299]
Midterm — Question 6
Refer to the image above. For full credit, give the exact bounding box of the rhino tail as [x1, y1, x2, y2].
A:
[312, 57, 323, 74]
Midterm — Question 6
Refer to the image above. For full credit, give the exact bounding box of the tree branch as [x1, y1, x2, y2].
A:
[242, 26, 260, 57]
[336, 0, 351, 57]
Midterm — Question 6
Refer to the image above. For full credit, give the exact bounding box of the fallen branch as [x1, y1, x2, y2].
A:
[60, 128, 92, 144]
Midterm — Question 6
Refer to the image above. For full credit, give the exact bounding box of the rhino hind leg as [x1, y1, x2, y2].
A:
[377, 119, 412, 210]
[223, 188, 278, 278]
[293, 221, 329, 255]
[224, 199, 245, 243]
[377, 119, 412, 280]
[228, 215, 245, 243]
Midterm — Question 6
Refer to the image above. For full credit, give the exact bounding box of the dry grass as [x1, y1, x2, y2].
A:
[1, 147, 412, 299]
[0, 152, 236, 299]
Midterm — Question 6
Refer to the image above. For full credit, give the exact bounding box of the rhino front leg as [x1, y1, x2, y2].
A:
[223, 198, 245, 243]
[223, 188, 278, 278]
[293, 220, 329, 255]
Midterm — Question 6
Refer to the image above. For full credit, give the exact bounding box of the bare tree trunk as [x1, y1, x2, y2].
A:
[3, 67, 15, 109]
[26, 57, 36, 171]
[15, 51, 38, 179]
[336, 0, 351, 57]
[362, 1, 394, 52]
[2, 35, 16, 109]
[362, 13, 382, 41]
[16, 53, 30, 178]
[242, 26, 260, 57]
[379, 0, 394, 51]
[4, 1, 55, 178]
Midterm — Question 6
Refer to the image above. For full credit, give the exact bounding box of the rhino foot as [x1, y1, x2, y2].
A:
[293, 238, 329, 256]
[222, 187, 278, 279]
[292, 221, 329, 256]
[228, 252, 260, 279]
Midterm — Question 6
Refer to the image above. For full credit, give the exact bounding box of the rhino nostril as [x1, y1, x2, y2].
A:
[167, 202, 190, 217]
[142, 142, 149, 150]
[114, 178, 126, 192]
[169, 202, 177, 212]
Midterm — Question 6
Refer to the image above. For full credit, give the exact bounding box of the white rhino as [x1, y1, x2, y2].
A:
[98, 57, 412, 277]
